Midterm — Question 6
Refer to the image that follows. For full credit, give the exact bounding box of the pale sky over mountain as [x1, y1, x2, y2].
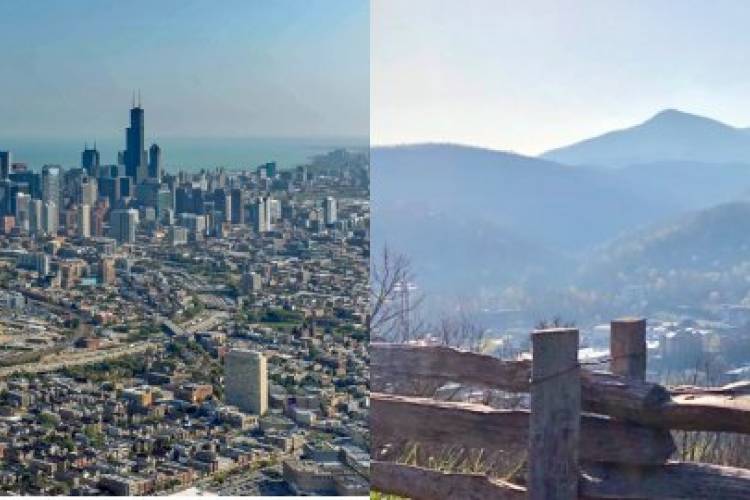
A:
[372, 0, 750, 155]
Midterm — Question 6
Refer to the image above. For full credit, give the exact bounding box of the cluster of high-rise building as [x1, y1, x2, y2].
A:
[0, 100, 158, 244]
[0, 101, 346, 248]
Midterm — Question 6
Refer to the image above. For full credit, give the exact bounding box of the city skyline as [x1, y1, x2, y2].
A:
[5, 100, 161, 175]
[3, 96, 365, 172]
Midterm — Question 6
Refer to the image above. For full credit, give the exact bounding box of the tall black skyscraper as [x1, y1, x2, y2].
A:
[0, 151, 11, 180]
[148, 143, 161, 180]
[124, 94, 147, 184]
[81, 144, 100, 177]
[175, 185, 193, 214]
[9, 171, 41, 200]
[230, 188, 245, 225]
[0, 180, 11, 216]
[214, 188, 232, 223]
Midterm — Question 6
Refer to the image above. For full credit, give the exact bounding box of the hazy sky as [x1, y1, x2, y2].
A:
[372, 0, 750, 155]
[0, 0, 368, 140]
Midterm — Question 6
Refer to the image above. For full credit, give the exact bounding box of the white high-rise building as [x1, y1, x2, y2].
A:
[270, 198, 281, 222]
[29, 199, 43, 236]
[324, 196, 337, 226]
[252, 198, 262, 232]
[225, 349, 268, 415]
[110, 208, 139, 244]
[78, 204, 91, 238]
[80, 177, 97, 206]
[15, 192, 30, 233]
[168, 225, 188, 246]
[263, 196, 273, 231]
[42, 165, 60, 206]
[253, 196, 273, 233]
[42, 201, 58, 236]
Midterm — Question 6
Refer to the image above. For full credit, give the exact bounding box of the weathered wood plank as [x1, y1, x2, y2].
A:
[371, 461, 526, 500]
[581, 461, 750, 500]
[652, 394, 750, 434]
[371, 461, 750, 500]
[528, 328, 580, 500]
[582, 370, 669, 411]
[372, 343, 750, 434]
[371, 342, 669, 404]
[585, 375, 750, 433]
[371, 342, 531, 393]
[371, 460, 750, 500]
[371, 393, 675, 466]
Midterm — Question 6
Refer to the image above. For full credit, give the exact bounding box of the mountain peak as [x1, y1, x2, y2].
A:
[648, 108, 692, 122]
[541, 109, 749, 167]
[643, 108, 728, 128]
[652, 108, 687, 118]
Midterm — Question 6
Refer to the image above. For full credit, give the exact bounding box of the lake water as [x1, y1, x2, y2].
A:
[0, 136, 368, 172]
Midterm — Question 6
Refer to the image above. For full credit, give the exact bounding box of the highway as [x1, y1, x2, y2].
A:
[0, 341, 160, 377]
[183, 311, 229, 334]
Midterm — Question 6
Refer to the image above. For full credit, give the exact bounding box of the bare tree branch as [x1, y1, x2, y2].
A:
[370, 244, 425, 342]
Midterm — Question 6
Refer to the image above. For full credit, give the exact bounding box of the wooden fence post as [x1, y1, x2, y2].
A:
[529, 328, 580, 500]
[611, 318, 647, 380]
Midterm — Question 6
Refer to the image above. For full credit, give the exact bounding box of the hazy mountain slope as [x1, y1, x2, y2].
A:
[371, 206, 568, 296]
[370, 143, 686, 307]
[371, 144, 674, 252]
[542, 109, 750, 167]
[372, 143, 750, 315]
[610, 160, 750, 211]
[578, 202, 750, 294]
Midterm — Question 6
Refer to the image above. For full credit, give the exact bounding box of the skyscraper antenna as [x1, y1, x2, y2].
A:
[138, 89, 141, 108]
[132, 91, 135, 108]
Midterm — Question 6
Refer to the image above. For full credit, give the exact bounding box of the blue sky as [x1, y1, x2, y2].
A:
[0, 0, 368, 139]
[372, 0, 750, 154]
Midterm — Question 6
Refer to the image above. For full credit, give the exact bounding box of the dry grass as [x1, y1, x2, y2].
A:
[370, 492, 406, 500]
[371, 440, 527, 499]
[674, 431, 750, 468]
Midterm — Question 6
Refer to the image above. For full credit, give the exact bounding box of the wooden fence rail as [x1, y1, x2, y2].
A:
[372, 344, 750, 433]
[372, 460, 750, 500]
[371, 393, 676, 465]
[581, 461, 750, 500]
[371, 318, 750, 499]
[371, 461, 526, 500]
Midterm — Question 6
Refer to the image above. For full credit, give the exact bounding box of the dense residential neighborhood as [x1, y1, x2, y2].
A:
[0, 105, 370, 495]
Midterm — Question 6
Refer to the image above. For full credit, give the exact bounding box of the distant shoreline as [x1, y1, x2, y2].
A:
[0, 136, 368, 172]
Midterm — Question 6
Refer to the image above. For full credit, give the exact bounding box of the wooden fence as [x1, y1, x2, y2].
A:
[371, 318, 750, 499]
